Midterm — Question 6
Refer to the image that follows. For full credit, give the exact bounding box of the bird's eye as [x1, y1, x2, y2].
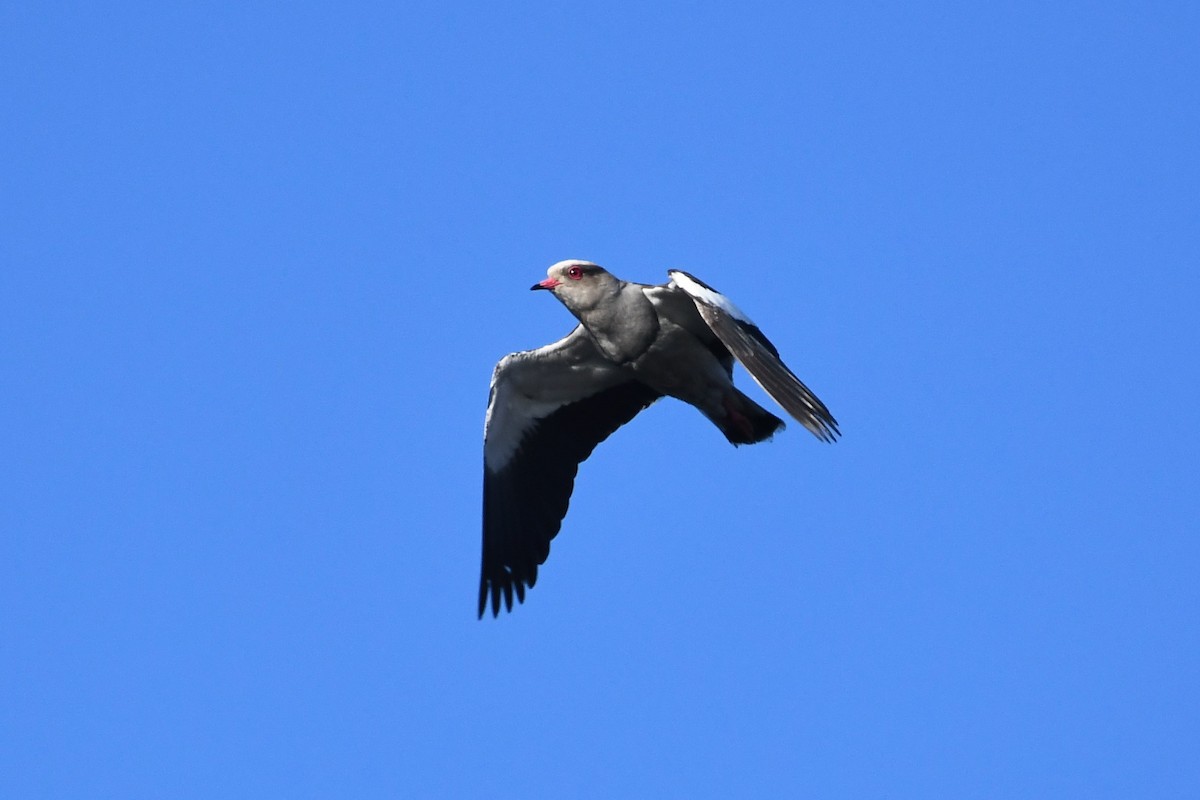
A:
[567, 266, 584, 280]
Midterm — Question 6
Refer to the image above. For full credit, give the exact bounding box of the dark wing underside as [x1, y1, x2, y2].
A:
[669, 270, 840, 443]
[480, 378, 659, 618]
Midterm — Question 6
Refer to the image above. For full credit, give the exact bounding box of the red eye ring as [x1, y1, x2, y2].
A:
[567, 266, 583, 280]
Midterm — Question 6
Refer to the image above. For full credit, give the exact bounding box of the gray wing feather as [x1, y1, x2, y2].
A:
[668, 270, 840, 443]
[481, 326, 660, 617]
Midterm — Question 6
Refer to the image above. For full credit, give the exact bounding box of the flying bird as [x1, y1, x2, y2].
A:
[480, 260, 839, 617]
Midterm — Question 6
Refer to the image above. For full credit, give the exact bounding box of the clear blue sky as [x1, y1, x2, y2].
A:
[3, 2, 1197, 797]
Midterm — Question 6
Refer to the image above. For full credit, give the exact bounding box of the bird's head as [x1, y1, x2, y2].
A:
[531, 260, 618, 312]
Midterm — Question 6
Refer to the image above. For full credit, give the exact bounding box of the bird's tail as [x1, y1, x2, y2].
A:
[714, 389, 784, 445]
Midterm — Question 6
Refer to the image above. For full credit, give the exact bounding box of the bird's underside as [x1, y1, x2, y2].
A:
[479, 261, 839, 617]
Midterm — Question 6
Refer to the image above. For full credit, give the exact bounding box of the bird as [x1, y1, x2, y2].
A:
[480, 260, 839, 617]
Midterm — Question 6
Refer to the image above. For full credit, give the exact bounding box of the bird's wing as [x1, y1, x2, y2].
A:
[481, 325, 660, 617]
[667, 270, 840, 443]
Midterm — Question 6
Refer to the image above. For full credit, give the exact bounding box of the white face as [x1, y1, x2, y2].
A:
[533, 260, 614, 313]
[534, 260, 603, 291]
[548, 259, 600, 284]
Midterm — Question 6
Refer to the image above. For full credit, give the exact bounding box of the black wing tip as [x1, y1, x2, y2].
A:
[477, 570, 536, 619]
[671, 267, 843, 445]
[809, 414, 841, 443]
[478, 381, 660, 620]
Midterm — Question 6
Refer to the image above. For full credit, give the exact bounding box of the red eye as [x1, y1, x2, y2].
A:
[567, 266, 583, 280]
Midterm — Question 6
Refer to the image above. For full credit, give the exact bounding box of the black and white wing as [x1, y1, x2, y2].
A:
[668, 270, 840, 443]
[481, 326, 660, 617]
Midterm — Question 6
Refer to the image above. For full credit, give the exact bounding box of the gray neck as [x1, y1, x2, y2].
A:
[576, 283, 658, 363]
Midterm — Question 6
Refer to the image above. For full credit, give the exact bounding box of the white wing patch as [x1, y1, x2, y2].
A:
[668, 270, 754, 324]
[482, 329, 629, 472]
[484, 365, 562, 471]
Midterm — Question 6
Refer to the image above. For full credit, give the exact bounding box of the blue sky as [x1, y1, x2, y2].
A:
[2, 2, 1197, 797]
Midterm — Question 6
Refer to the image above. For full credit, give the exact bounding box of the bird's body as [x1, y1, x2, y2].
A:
[480, 260, 838, 617]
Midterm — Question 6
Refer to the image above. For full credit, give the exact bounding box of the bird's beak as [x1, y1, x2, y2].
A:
[531, 278, 561, 291]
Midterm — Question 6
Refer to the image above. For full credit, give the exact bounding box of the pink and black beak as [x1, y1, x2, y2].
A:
[531, 277, 561, 291]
